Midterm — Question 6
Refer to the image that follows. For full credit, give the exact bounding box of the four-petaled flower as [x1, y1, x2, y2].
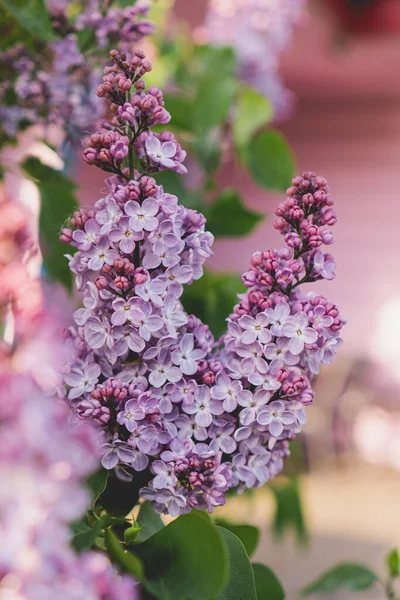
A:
[282, 312, 318, 354]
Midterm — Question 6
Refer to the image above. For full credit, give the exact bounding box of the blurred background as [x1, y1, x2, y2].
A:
[2, 0, 400, 596]
[75, 1, 400, 596]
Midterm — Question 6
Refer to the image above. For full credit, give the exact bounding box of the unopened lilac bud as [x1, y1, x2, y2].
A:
[95, 276, 109, 290]
[114, 276, 129, 290]
[59, 228, 73, 244]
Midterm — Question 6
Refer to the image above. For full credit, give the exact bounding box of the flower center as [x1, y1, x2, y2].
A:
[126, 412, 131, 419]
[296, 330, 302, 336]
[124, 305, 130, 311]
[125, 231, 131, 237]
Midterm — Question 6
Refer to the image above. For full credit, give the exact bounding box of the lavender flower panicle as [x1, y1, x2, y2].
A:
[0, 1, 154, 143]
[61, 51, 345, 517]
[0, 188, 138, 597]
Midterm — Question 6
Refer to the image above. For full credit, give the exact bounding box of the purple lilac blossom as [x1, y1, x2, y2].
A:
[0, 2, 153, 146]
[204, 0, 306, 118]
[61, 50, 345, 517]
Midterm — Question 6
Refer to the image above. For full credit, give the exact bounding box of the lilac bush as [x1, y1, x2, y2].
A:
[61, 49, 345, 517]
[0, 1, 153, 143]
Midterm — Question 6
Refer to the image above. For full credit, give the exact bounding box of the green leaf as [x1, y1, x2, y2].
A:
[136, 501, 164, 542]
[215, 519, 260, 558]
[301, 563, 379, 596]
[246, 129, 295, 192]
[217, 527, 257, 600]
[252, 563, 285, 600]
[0, 0, 53, 41]
[100, 470, 151, 517]
[154, 170, 204, 211]
[77, 27, 97, 53]
[192, 130, 221, 175]
[270, 478, 309, 546]
[181, 270, 243, 339]
[71, 516, 106, 553]
[22, 157, 78, 291]
[193, 45, 236, 80]
[387, 548, 400, 579]
[86, 468, 109, 507]
[194, 76, 238, 132]
[105, 528, 144, 582]
[163, 93, 194, 132]
[135, 512, 228, 600]
[206, 188, 264, 238]
[233, 86, 273, 152]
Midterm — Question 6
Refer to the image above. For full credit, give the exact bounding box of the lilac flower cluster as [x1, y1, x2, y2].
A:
[62, 52, 344, 518]
[0, 194, 138, 597]
[0, 374, 137, 599]
[82, 49, 187, 176]
[0, 1, 153, 143]
[204, 0, 306, 117]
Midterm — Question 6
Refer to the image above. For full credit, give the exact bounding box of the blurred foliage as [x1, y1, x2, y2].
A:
[22, 157, 78, 291]
[0, 0, 53, 41]
[181, 270, 244, 340]
[301, 563, 379, 596]
[270, 477, 309, 546]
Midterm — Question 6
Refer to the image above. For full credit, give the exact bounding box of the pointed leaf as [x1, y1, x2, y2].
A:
[301, 563, 379, 596]
[136, 501, 164, 542]
[215, 519, 260, 558]
[270, 478, 309, 546]
[217, 527, 257, 600]
[252, 563, 285, 600]
[246, 129, 295, 192]
[387, 548, 400, 579]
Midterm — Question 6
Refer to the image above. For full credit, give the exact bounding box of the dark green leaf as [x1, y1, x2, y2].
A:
[206, 188, 264, 238]
[246, 129, 295, 192]
[100, 470, 151, 516]
[22, 157, 78, 291]
[270, 478, 309, 546]
[233, 86, 273, 152]
[215, 519, 260, 558]
[86, 468, 109, 507]
[71, 516, 106, 553]
[194, 75, 238, 132]
[105, 528, 144, 582]
[135, 512, 228, 600]
[0, 0, 53, 40]
[301, 563, 379, 596]
[252, 563, 285, 600]
[217, 527, 257, 600]
[387, 548, 400, 579]
[181, 270, 243, 339]
[136, 501, 164, 542]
